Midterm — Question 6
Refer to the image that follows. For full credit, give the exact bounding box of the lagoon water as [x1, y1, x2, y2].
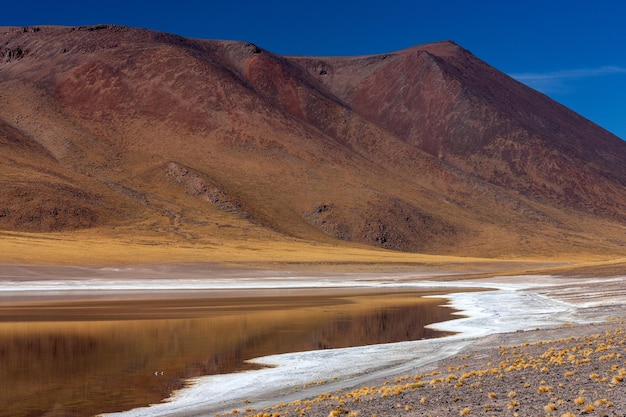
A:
[0, 287, 457, 417]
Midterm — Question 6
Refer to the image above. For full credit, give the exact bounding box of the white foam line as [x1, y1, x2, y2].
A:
[101, 276, 592, 417]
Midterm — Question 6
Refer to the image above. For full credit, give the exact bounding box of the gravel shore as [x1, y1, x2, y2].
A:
[229, 319, 626, 417]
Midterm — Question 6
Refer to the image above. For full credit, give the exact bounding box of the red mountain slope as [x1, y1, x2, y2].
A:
[293, 41, 626, 217]
[1, 26, 625, 257]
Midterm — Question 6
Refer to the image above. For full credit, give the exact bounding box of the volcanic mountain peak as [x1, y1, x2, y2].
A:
[1, 25, 625, 258]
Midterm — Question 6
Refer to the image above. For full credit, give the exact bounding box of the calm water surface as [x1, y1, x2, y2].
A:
[0, 288, 461, 417]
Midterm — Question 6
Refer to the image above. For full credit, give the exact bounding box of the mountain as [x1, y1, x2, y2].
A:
[1, 25, 625, 258]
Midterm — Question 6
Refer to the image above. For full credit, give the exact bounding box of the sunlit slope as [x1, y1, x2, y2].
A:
[1, 26, 625, 260]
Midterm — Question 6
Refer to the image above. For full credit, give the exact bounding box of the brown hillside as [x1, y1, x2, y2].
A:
[293, 41, 626, 217]
[1, 25, 625, 258]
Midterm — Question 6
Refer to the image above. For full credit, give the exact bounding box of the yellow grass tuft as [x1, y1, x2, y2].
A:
[537, 385, 552, 393]
[543, 403, 557, 412]
[459, 407, 471, 415]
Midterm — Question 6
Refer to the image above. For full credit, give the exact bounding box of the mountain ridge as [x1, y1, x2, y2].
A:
[1, 25, 625, 258]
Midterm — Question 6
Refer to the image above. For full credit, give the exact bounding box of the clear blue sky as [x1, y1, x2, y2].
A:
[2, 0, 625, 139]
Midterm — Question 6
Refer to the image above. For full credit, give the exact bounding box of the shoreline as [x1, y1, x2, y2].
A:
[2, 265, 625, 416]
[100, 274, 626, 417]
[248, 319, 626, 417]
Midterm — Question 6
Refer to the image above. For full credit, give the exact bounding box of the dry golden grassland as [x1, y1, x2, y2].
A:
[0, 228, 620, 276]
[0, 229, 491, 266]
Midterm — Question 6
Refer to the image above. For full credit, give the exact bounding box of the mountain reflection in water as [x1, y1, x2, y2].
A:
[0, 289, 458, 417]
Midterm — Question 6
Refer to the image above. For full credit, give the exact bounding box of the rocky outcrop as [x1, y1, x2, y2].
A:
[163, 162, 249, 218]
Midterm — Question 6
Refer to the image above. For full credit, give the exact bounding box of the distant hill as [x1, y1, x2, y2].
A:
[1, 25, 625, 257]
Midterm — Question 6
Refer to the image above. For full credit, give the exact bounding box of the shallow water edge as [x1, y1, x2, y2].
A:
[103, 274, 626, 417]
